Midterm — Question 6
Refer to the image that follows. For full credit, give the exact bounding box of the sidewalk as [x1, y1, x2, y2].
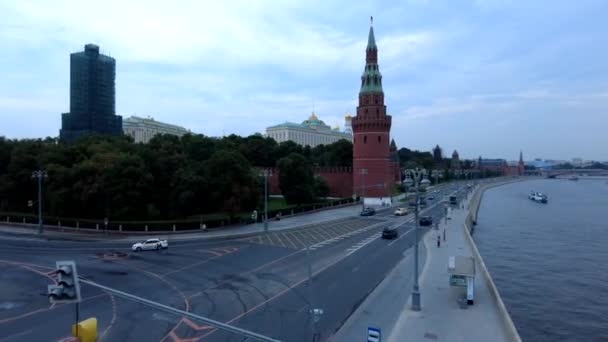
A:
[388, 195, 513, 342]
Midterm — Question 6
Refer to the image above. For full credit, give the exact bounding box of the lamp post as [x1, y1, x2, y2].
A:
[359, 168, 368, 210]
[404, 168, 430, 311]
[31, 170, 48, 234]
[259, 169, 272, 233]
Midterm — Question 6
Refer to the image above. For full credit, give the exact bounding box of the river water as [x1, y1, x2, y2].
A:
[475, 178, 608, 342]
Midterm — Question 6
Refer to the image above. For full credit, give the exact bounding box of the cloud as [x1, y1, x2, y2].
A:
[2, 0, 608, 159]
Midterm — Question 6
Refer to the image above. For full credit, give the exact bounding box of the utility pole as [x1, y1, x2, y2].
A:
[259, 169, 272, 234]
[404, 168, 429, 311]
[31, 170, 47, 234]
[306, 243, 321, 341]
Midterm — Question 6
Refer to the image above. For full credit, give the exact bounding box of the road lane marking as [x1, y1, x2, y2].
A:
[388, 227, 416, 246]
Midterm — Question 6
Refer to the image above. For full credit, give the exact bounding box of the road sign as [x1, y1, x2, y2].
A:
[368, 327, 381, 342]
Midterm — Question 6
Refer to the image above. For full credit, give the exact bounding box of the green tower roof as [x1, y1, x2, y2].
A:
[367, 25, 376, 49]
[360, 19, 383, 95]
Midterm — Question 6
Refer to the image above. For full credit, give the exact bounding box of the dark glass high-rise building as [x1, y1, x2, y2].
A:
[60, 44, 122, 143]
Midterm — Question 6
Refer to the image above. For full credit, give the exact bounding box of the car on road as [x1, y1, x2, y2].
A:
[360, 207, 376, 216]
[382, 226, 398, 239]
[428, 196, 435, 200]
[419, 199, 428, 208]
[419, 216, 433, 226]
[408, 201, 417, 208]
[132, 238, 168, 252]
[394, 207, 409, 216]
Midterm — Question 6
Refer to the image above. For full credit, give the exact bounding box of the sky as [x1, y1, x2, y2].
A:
[1, 0, 607, 161]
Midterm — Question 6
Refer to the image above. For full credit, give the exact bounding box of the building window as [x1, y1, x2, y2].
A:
[364, 135, 367, 144]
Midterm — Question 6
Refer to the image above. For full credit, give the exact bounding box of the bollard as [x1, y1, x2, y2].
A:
[76, 221, 80, 230]
[96, 223, 99, 230]
[443, 228, 446, 241]
[291, 209, 294, 216]
[172, 224, 176, 232]
[119, 224, 122, 232]
[145, 225, 148, 232]
[23, 217, 26, 223]
[6, 216, 9, 223]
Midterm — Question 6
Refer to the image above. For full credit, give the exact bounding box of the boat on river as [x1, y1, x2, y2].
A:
[529, 191, 548, 203]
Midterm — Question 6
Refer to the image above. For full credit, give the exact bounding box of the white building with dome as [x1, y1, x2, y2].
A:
[265, 113, 353, 147]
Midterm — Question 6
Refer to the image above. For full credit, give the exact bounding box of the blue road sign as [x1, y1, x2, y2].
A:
[368, 327, 381, 342]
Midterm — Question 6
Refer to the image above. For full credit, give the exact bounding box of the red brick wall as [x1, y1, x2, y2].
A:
[265, 167, 354, 198]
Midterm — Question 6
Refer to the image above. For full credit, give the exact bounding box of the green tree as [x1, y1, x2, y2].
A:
[205, 150, 259, 218]
[277, 153, 315, 205]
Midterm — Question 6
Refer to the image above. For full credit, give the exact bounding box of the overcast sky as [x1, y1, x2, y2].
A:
[1, 0, 607, 161]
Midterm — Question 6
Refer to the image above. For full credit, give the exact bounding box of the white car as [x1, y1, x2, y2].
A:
[394, 207, 409, 216]
[132, 238, 168, 252]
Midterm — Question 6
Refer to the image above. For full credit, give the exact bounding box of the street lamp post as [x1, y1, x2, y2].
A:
[31, 170, 48, 234]
[404, 168, 430, 311]
[359, 168, 368, 210]
[259, 169, 272, 234]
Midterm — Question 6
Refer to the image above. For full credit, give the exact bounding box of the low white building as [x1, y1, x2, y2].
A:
[123, 116, 189, 143]
[266, 113, 352, 147]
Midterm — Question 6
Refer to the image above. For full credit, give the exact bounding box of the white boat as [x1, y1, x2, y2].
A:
[529, 191, 548, 203]
[569, 175, 579, 181]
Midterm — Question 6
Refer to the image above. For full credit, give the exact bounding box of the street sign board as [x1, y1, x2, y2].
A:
[368, 327, 381, 342]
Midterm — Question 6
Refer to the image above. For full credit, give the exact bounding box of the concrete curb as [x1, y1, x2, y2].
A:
[463, 181, 524, 342]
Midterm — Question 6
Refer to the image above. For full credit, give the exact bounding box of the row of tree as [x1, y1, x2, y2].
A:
[0, 134, 352, 220]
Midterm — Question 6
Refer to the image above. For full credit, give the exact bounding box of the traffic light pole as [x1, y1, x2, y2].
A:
[75, 302, 80, 337]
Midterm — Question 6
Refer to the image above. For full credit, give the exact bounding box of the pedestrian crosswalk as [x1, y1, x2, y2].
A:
[242, 217, 386, 250]
[308, 222, 384, 250]
[345, 232, 383, 256]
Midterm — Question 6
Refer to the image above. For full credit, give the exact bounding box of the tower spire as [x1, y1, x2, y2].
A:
[519, 150, 523, 162]
[367, 18, 377, 49]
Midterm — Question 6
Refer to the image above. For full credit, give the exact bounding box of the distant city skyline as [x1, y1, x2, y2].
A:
[1, 1, 608, 160]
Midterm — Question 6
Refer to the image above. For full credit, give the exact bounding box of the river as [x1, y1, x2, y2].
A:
[475, 178, 608, 342]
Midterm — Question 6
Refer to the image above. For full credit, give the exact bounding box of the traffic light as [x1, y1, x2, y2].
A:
[48, 261, 81, 304]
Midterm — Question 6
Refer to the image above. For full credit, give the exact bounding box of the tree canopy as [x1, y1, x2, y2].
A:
[0, 134, 354, 220]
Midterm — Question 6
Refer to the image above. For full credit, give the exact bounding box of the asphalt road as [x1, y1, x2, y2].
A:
[0, 183, 473, 342]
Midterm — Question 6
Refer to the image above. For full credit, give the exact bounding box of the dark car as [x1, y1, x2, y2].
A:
[408, 201, 417, 208]
[382, 226, 398, 239]
[360, 207, 376, 216]
[419, 199, 428, 208]
[419, 216, 433, 226]
[428, 196, 435, 200]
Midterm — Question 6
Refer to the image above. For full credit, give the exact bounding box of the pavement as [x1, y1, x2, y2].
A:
[0, 182, 468, 342]
[333, 183, 512, 342]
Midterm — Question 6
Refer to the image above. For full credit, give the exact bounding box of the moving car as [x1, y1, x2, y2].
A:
[419, 216, 433, 226]
[360, 207, 376, 216]
[419, 199, 428, 208]
[449, 195, 458, 205]
[132, 238, 168, 252]
[382, 226, 398, 239]
[428, 196, 435, 200]
[394, 207, 409, 216]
